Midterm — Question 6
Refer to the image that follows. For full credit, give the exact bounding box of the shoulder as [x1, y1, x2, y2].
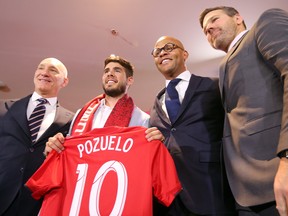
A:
[259, 8, 288, 20]
[191, 74, 219, 87]
[0, 97, 27, 116]
[255, 8, 288, 29]
[57, 105, 75, 120]
[130, 106, 150, 127]
[132, 106, 149, 119]
[0, 96, 28, 108]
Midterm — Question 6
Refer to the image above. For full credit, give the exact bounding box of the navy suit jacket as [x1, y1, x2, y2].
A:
[0, 95, 74, 216]
[150, 74, 235, 215]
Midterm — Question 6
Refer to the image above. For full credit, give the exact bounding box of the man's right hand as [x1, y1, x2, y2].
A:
[43, 132, 65, 157]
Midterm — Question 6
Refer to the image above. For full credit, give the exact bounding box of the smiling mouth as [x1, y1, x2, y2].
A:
[107, 80, 116, 84]
[39, 78, 51, 83]
[161, 59, 171, 64]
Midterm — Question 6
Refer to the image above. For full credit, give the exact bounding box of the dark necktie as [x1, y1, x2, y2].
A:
[28, 98, 48, 143]
[165, 78, 181, 123]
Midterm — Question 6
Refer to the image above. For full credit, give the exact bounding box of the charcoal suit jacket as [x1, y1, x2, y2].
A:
[0, 95, 74, 216]
[219, 8, 288, 207]
[150, 74, 235, 215]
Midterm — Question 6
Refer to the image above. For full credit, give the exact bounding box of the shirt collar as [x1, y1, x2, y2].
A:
[165, 70, 191, 87]
[31, 92, 57, 106]
[228, 30, 248, 52]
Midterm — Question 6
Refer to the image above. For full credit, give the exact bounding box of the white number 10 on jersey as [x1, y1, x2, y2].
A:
[69, 160, 128, 216]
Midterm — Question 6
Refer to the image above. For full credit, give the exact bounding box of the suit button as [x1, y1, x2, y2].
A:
[29, 147, 34, 152]
[20, 168, 24, 173]
[171, 128, 176, 132]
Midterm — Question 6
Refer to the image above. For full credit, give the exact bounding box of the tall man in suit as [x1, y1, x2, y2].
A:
[0, 57, 74, 215]
[149, 36, 236, 215]
[199, 6, 288, 216]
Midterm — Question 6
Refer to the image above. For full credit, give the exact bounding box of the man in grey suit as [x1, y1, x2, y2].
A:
[200, 6, 288, 216]
[0, 58, 74, 215]
[150, 36, 236, 215]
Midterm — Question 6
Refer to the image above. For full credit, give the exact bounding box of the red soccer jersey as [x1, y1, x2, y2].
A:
[26, 126, 182, 216]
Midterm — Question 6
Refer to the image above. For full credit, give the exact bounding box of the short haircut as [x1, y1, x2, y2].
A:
[104, 55, 134, 77]
[199, 6, 246, 29]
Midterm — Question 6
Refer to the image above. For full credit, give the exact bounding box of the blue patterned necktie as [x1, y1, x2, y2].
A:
[28, 98, 48, 143]
[165, 78, 181, 123]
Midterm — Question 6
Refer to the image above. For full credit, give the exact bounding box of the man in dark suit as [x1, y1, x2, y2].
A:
[149, 36, 236, 215]
[0, 57, 74, 216]
[199, 7, 288, 216]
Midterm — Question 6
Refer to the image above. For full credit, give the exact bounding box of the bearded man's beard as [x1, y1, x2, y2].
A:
[103, 84, 126, 97]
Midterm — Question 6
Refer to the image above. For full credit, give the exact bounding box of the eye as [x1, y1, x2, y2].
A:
[165, 44, 175, 52]
[49, 68, 58, 74]
[211, 17, 219, 24]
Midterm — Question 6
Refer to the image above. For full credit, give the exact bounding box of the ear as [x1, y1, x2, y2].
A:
[235, 14, 244, 25]
[127, 76, 134, 86]
[61, 77, 69, 88]
[183, 50, 189, 61]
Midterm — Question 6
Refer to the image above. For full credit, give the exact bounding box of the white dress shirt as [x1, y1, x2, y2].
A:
[228, 30, 249, 52]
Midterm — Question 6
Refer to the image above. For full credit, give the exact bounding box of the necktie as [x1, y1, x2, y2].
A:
[28, 98, 48, 143]
[165, 78, 181, 123]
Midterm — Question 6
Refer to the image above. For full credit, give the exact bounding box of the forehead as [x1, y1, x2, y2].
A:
[104, 62, 124, 69]
[38, 59, 67, 77]
[203, 9, 226, 24]
[39, 59, 61, 70]
[40, 58, 56, 66]
[155, 38, 179, 48]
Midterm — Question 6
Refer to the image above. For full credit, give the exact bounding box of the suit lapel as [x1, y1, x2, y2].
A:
[155, 88, 171, 124]
[219, 31, 248, 99]
[7, 96, 31, 140]
[155, 75, 203, 125]
[36, 104, 71, 144]
[181, 74, 202, 107]
[6, 97, 72, 146]
[176, 75, 202, 121]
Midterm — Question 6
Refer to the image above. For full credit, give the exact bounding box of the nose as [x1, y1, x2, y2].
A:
[39, 68, 49, 76]
[106, 70, 115, 76]
[158, 49, 168, 57]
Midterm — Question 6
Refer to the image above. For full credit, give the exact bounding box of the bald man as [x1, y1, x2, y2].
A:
[0, 58, 74, 216]
[150, 36, 236, 215]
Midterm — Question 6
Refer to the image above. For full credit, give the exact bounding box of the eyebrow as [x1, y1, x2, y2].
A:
[104, 66, 123, 71]
[50, 66, 59, 71]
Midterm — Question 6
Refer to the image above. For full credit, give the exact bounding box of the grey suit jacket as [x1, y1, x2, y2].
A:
[0, 95, 74, 215]
[220, 8, 288, 206]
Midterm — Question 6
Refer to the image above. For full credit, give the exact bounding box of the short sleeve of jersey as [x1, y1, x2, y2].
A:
[26, 150, 63, 200]
[151, 140, 182, 206]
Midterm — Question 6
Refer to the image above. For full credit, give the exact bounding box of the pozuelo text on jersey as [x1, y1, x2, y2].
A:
[77, 135, 134, 158]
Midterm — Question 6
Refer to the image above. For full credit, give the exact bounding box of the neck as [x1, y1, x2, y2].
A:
[105, 93, 125, 108]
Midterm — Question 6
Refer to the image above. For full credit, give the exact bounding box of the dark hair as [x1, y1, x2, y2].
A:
[104, 55, 134, 77]
[199, 6, 246, 29]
